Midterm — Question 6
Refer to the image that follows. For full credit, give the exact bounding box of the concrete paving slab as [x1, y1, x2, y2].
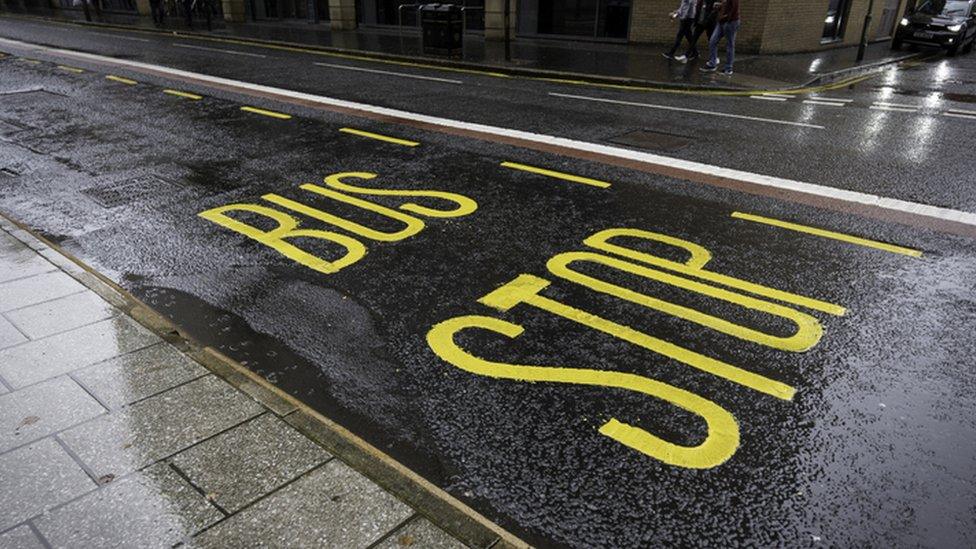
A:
[0, 242, 55, 284]
[192, 459, 413, 547]
[171, 413, 331, 513]
[0, 438, 94, 531]
[5, 290, 118, 340]
[376, 518, 466, 549]
[0, 376, 105, 453]
[38, 247, 85, 275]
[59, 375, 264, 478]
[7, 229, 48, 252]
[34, 462, 223, 548]
[0, 316, 159, 389]
[0, 525, 46, 549]
[72, 343, 208, 410]
[0, 271, 85, 313]
[0, 314, 27, 348]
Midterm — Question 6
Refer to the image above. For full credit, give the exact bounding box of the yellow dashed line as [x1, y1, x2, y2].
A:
[56, 65, 84, 73]
[501, 162, 611, 189]
[240, 106, 292, 119]
[731, 212, 923, 258]
[105, 75, 138, 85]
[18, 58, 41, 65]
[338, 128, 419, 147]
[163, 89, 203, 100]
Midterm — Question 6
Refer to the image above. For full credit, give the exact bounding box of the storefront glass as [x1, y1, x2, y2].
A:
[520, 0, 629, 39]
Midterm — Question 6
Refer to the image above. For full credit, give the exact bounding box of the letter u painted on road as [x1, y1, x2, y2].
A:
[426, 315, 740, 469]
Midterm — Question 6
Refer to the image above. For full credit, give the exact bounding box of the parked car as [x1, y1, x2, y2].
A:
[893, 0, 976, 55]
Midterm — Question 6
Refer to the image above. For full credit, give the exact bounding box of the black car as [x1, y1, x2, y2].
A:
[893, 0, 976, 55]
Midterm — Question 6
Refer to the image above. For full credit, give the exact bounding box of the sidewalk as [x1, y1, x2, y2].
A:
[0, 216, 495, 547]
[0, 4, 918, 91]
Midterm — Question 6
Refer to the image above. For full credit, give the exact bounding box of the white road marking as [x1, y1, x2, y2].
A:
[313, 62, 462, 84]
[2, 36, 975, 234]
[750, 95, 788, 102]
[172, 43, 267, 59]
[550, 92, 825, 129]
[761, 93, 794, 99]
[803, 100, 847, 107]
[943, 112, 976, 120]
[947, 107, 976, 115]
[870, 105, 918, 113]
[92, 32, 150, 43]
[810, 97, 853, 103]
[873, 101, 920, 109]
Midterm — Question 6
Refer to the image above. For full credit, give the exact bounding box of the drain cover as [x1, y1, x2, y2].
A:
[82, 175, 181, 208]
[607, 129, 695, 151]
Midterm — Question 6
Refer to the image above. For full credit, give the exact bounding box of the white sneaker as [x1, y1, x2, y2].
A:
[675, 55, 688, 63]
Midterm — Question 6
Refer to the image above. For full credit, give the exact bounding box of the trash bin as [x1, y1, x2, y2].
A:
[420, 3, 463, 57]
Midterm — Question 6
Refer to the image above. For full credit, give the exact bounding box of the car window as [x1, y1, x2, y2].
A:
[917, 0, 970, 16]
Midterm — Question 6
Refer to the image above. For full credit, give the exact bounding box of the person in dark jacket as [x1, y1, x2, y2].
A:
[685, 0, 718, 60]
[663, 0, 697, 62]
[701, 0, 740, 75]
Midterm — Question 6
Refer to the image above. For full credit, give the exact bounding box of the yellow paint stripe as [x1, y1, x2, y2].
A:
[338, 128, 419, 147]
[501, 161, 611, 189]
[731, 212, 922, 258]
[56, 65, 84, 73]
[240, 106, 292, 119]
[163, 89, 203, 100]
[105, 75, 137, 85]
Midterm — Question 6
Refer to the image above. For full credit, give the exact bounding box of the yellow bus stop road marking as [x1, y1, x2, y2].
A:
[501, 162, 612, 189]
[731, 212, 923, 257]
[56, 65, 84, 73]
[240, 106, 292, 119]
[163, 89, 203, 100]
[338, 128, 419, 147]
[105, 74, 137, 85]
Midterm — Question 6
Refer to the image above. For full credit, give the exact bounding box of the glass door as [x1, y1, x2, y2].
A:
[822, 0, 852, 41]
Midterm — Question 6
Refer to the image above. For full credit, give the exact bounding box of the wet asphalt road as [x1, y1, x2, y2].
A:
[1, 18, 976, 548]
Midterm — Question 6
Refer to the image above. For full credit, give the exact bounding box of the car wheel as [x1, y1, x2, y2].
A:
[891, 38, 902, 50]
[948, 44, 960, 55]
[965, 38, 975, 54]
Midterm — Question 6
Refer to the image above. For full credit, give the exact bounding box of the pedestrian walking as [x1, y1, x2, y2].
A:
[662, 0, 697, 62]
[685, 0, 718, 60]
[700, 0, 739, 75]
[149, 0, 165, 26]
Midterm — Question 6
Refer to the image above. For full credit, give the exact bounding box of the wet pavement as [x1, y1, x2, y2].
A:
[0, 19, 975, 548]
[0, 7, 917, 90]
[0, 219, 466, 547]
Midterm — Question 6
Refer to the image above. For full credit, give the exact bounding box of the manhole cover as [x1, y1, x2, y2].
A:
[607, 129, 695, 152]
[82, 175, 181, 208]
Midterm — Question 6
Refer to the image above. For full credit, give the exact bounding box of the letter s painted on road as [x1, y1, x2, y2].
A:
[426, 315, 740, 469]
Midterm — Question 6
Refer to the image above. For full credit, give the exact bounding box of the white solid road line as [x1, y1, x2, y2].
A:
[3, 36, 976, 235]
[761, 93, 794, 99]
[172, 43, 267, 59]
[803, 100, 846, 107]
[313, 62, 462, 84]
[750, 95, 788, 102]
[92, 32, 151, 43]
[550, 92, 825, 129]
[948, 108, 976, 115]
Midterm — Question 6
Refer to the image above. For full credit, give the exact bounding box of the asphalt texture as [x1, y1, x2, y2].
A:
[1, 18, 975, 548]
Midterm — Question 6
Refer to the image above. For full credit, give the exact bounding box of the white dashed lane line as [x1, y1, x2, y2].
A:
[750, 95, 788, 102]
[172, 43, 268, 59]
[313, 62, 463, 84]
[803, 99, 847, 107]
